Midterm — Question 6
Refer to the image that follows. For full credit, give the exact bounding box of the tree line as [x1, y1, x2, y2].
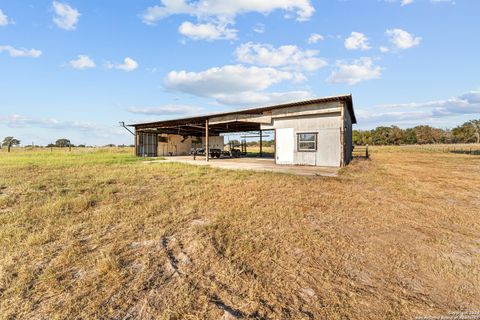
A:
[229, 140, 275, 147]
[1, 137, 135, 151]
[2, 119, 479, 151]
[353, 119, 480, 145]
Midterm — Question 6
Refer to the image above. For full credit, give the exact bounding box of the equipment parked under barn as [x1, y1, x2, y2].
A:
[130, 94, 356, 167]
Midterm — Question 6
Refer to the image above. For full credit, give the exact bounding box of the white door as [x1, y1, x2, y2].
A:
[276, 128, 294, 164]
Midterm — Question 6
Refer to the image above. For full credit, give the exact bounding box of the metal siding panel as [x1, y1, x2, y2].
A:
[316, 129, 341, 167]
[344, 109, 353, 165]
[273, 114, 341, 167]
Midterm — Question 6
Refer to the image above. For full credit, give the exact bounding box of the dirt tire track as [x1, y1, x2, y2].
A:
[160, 234, 270, 319]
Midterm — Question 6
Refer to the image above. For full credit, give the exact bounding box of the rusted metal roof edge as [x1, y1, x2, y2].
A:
[129, 94, 356, 128]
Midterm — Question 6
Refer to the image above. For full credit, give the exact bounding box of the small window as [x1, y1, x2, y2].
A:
[297, 133, 317, 151]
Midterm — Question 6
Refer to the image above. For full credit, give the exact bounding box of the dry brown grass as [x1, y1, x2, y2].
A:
[246, 145, 274, 153]
[0, 146, 479, 319]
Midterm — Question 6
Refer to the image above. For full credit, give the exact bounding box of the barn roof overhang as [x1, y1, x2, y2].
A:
[135, 121, 261, 137]
[129, 94, 356, 135]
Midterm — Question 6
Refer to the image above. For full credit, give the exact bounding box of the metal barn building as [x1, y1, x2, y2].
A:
[130, 94, 356, 167]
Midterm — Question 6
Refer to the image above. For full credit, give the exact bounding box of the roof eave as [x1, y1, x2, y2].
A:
[129, 94, 357, 128]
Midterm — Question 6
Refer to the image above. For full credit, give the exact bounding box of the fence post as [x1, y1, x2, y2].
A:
[366, 144, 369, 159]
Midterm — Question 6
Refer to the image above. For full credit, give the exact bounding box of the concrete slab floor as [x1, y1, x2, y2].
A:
[150, 156, 338, 177]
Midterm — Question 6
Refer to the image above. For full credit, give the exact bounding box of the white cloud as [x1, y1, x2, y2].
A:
[165, 64, 294, 96]
[164, 64, 307, 105]
[0, 114, 99, 131]
[217, 90, 313, 106]
[357, 90, 480, 126]
[128, 105, 204, 116]
[327, 57, 382, 85]
[385, 0, 455, 5]
[141, 0, 195, 24]
[69, 55, 95, 69]
[386, 28, 421, 49]
[0, 114, 128, 146]
[459, 91, 480, 104]
[307, 33, 324, 44]
[0, 9, 10, 26]
[356, 110, 432, 126]
[380, 46, 390, 53]
[385, 90, 480, 116]
[117, 57, 138, 72]
[52, 1, 80, 30]
[141, 0, 313, 41]
[179, 21, 237, 40]
[0, 45, 42, 58]
[106, 57, 138, 72]
[141, 0, 315, 24]
[384, 0, 414, 5]
[253, 23, 265, 34]
[344, 32, 371, 51]
[235, 42, 327, 72]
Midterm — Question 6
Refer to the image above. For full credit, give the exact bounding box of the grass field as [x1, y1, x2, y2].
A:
[0, 146, 479, 319]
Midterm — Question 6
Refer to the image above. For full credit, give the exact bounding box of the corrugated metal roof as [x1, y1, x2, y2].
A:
[129, 94, 356, 129]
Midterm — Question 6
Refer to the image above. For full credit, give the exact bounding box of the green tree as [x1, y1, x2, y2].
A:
[371, 127, 392, 145]
[352, 130, 372, 145]
[352, 119, 478, 146]
[388, 126, 406, 145]
[55, 138, 71, 147]
[413, 126, 436, 144]
[432, 127, 447, 143]
[229, 139, 241, 147]
[472, 120, 480, 143]
[352, 130, 363, 145]
[452, 120, 480, 143]
[2, 136, 20, 152]
[440, 129, 453, 144]
[262, 140, 274, 147]
[362, 130, 372, 145]
[405, 128, 417, 144]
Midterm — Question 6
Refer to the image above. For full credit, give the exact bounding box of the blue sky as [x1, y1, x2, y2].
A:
[1, 0, 479, 145]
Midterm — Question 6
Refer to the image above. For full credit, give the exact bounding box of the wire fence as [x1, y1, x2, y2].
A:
[353, 144, 480, 156]
[353, 145, 369, 159]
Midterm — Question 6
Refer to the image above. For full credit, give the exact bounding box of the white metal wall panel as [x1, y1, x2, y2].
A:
[316, 128, 341, 167]
[273, 115, 341, 167]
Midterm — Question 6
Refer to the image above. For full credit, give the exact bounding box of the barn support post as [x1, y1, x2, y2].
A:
[259, 130, 263, 157]
[205, 119, 209, 162]
[340, 103, 345, 167]
[134, 131, 138, 156]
